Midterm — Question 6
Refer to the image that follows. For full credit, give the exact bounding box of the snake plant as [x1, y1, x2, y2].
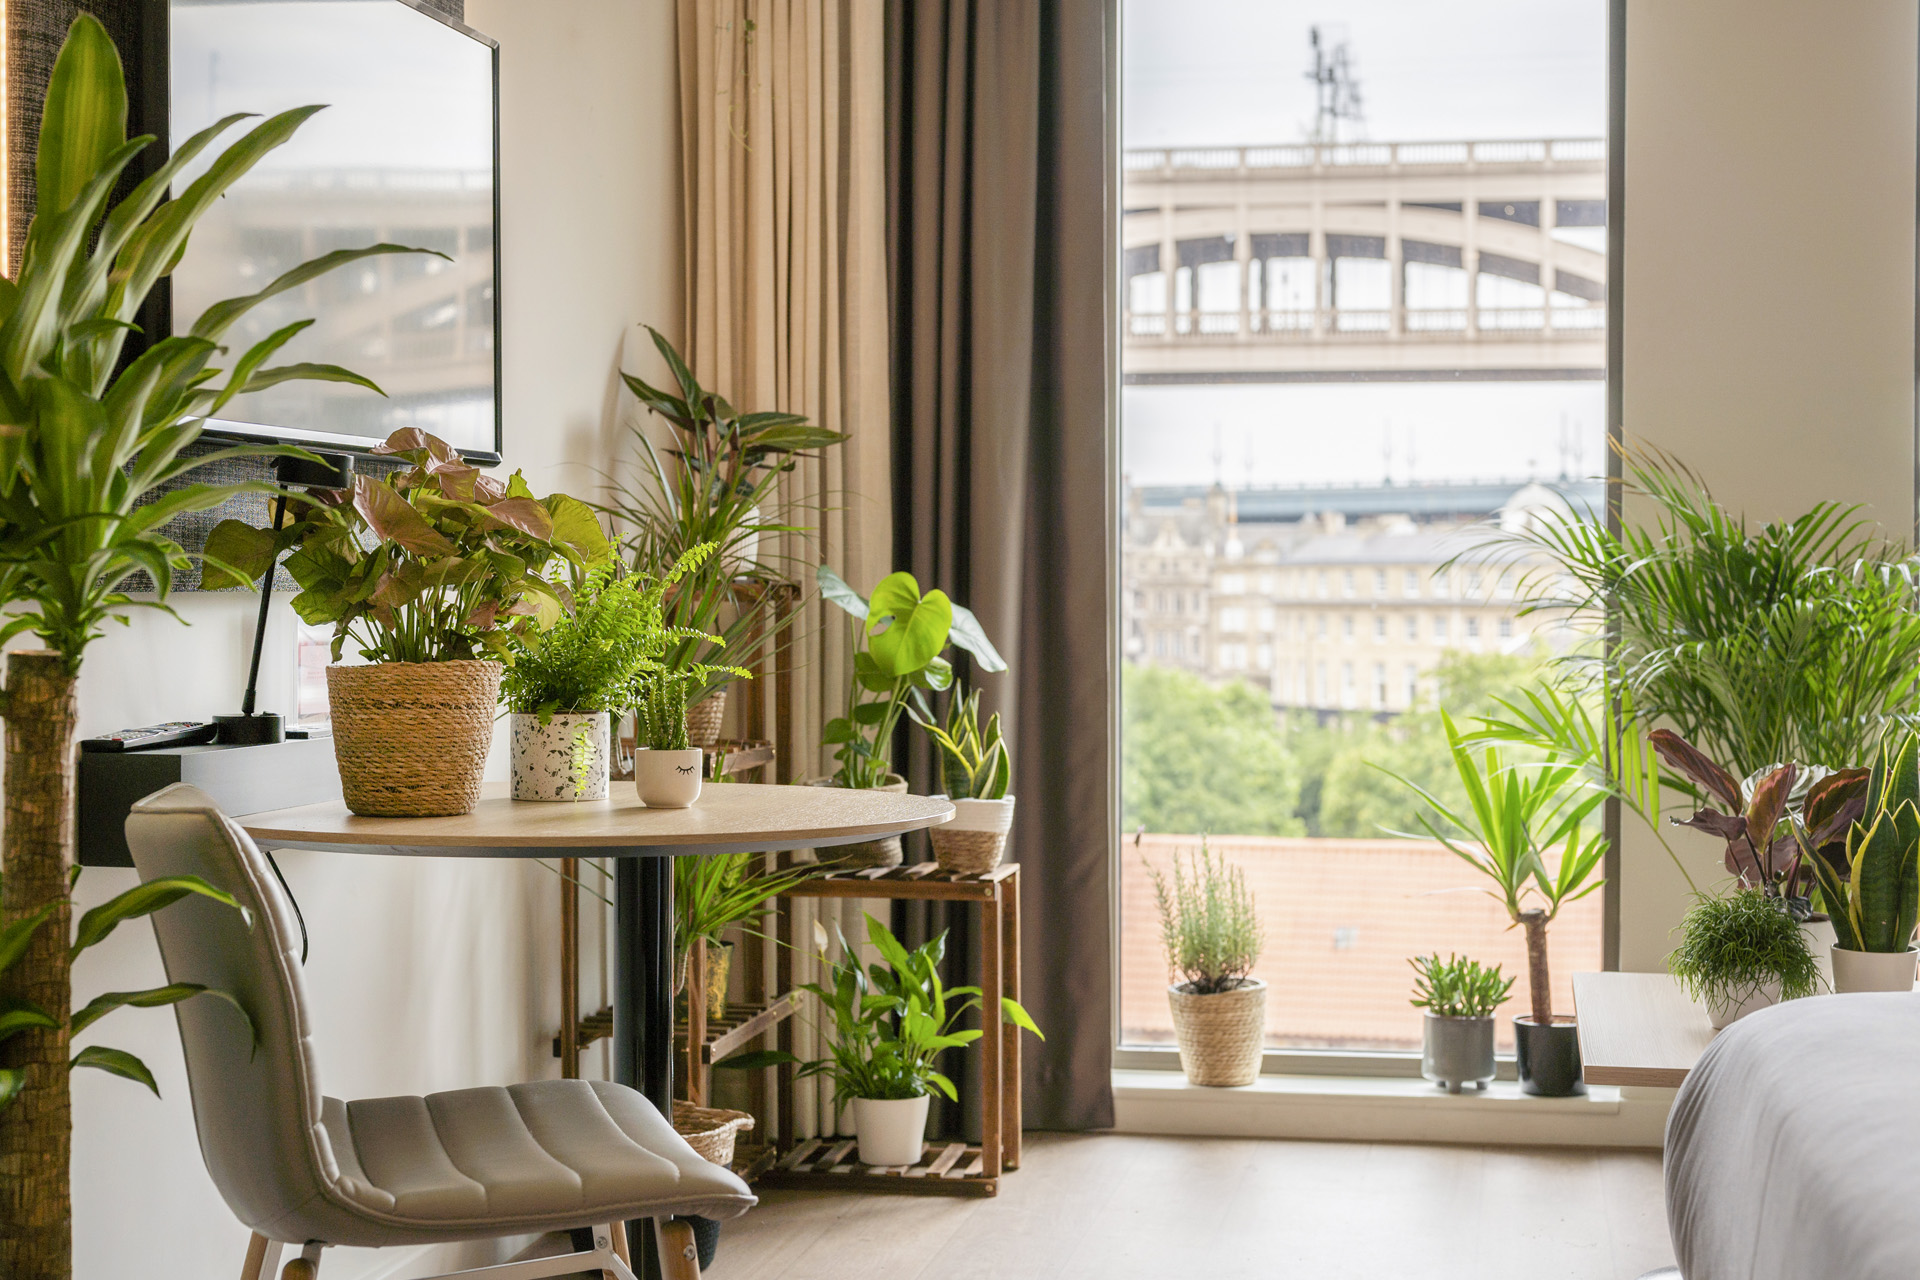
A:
[1804, 732, 1920, 953]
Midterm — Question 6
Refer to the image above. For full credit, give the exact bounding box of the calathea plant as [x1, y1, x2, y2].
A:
[0, 16, 437, 1276]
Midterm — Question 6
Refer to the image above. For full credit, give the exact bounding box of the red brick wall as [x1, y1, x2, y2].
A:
[1121, 834, 1606, 1052]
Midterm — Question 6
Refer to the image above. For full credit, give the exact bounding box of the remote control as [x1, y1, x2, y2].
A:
[81, 721, 220, 753]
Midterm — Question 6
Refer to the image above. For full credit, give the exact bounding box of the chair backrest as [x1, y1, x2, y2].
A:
[125, 783, 337, 1234]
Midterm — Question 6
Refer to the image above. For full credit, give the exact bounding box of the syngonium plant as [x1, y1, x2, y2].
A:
[1801, 732, 1920, 954]
[205, 429, 612, 663]
[0, 16, 438, 1277]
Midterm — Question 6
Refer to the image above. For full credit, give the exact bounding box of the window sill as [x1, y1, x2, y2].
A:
[1111, 1069, 1671, 1149]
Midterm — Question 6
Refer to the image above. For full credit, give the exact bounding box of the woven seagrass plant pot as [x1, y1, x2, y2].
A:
[672, 1100, 755, 1167]
[929, 796, 1016, 875]
[1168, 978, 1267, 1086]
[803, 774, 907, 867]
[327, 660, 502, 817]
[685, 688, 728, 749]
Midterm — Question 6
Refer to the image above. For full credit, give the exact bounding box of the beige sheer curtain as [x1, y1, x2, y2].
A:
[677, 0, 892, 1139]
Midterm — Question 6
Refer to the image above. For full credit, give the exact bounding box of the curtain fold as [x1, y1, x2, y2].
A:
[886, 0, 1116, 1132]
[677, 0, 893, 1139]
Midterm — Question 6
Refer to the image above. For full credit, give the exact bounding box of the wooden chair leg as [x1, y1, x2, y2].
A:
[281, 1242, 323, 1279]
[241, 1234, 282, 1280]
[655, 1218, 700, 1280]
[600, 1220, 633, 1280]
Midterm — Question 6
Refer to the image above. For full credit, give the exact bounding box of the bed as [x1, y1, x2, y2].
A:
[1664, 991, 1920, 1280]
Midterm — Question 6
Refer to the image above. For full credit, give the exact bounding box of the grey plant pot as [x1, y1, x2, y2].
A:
[1421, 1013, 1495, 1094]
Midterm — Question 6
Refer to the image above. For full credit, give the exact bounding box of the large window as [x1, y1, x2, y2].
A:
[1120, 1, 1608, 1056]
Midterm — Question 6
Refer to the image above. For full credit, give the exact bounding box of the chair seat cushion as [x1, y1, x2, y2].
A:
[313, 1079, 754, 1233]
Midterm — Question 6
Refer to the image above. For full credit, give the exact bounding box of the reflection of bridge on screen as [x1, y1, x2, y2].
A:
[1123, 138, 1606, 383]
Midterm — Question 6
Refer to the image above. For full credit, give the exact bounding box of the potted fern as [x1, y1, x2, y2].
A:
[0, 17, 437, 1276]
[500, 549, 714, 802]
[912, 687, 1014, 874]
[1146, 840, 1266, 1086]
[1410, 954, 1514, 1093]
[633, 650, 747, 808]
[1804, 731, 1920, 992]
[1668, 888, 1822, 1026]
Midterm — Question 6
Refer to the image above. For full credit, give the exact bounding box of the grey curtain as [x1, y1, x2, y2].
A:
[885, 0, 1115, 1132]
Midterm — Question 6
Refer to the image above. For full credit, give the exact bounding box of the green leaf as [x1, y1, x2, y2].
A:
[353, 477, 455, 557]
[817, 564, 870, 620]
[235, 362, 384, 401]
[36, 14, 126, 219]
[0, 907, 54, 973]
[70, 983, 252, 1040]
[0, 1068, 24, 1109]
[947, 603, 1007, 673]
[190, 243, 442, 341]
[70, 1045, 158, 1096]
[197, 519, 280, 591]
[72, 875, 248, 957]
[712, 1048, 800, 1071]
[867, 574, 952, 679]
[0, 1001, 59, 1042]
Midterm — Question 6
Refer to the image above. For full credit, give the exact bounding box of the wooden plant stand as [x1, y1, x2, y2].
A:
[762, 862, 1022, 1197]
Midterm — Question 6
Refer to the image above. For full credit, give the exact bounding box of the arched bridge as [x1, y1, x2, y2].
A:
[1123, 138, 1607, 383]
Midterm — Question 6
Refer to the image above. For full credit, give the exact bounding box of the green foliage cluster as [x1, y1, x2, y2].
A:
[1806, 732, 1920, 954]
[674, 851, 819, 984]
[500, 549, 714, 717]
[1408, 953, 1514, 1019]
[911, 686, 1010, 800]
[1146, 839, 1263, 995]
[207, 429, 611, 664]
[1669, 887, 1822, 1006]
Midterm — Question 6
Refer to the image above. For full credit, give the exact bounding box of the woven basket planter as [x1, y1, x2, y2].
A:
[327, 660, 501, 817]
[929, 796, 1016, 875]
[1167, 979, 1267, 1087]
[802, 775, 907, 868]
[673, 1101, 754, 1167]
[685, 689, 727, 750]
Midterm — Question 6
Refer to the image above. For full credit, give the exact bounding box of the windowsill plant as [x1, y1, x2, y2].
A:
[1146, 838, 1266, 1087]
[1409, 953, 1514, 1093]
[1668, 888, 1822, 1027]
[911, 686, 1014, 874]
[206, 429, 612, 817]
[1803, 732, 1920, 993]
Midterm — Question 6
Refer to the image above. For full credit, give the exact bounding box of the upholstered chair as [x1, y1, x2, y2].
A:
[125, 783, 753, 1280]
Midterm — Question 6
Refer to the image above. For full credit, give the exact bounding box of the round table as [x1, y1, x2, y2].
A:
[240, 781, 952, 1276]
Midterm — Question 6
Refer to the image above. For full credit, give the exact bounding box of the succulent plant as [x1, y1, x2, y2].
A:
[1804, 733, 1920, 954]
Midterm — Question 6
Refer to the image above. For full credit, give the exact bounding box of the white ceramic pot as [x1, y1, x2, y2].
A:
[721, 506, 761, 576]
[509, 712, 610, 802]
[1831, 946, 1918, 993]
[928, 795, 1016, 874]
[1704, 979, 1781, 1029]
[852, 1094, 930, 1167]
[1801, 917, 1837, 992]
[635, 747, 704, 808]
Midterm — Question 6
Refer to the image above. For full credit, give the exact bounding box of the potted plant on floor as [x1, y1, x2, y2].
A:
[0, 16, 445, 1275]
[1668, 887, 1822, 1026]
[815, 566, 1005, 866]
[612, 327, 849, 746]
[1146, 839, 1266, 1087]
[778, 913, 1040, 1167]
[209, 430, 611, 816]
[1804, 732, 1920, 992]
[500, 549, 714, 801]
[1383, 712, 1606, 1096]
[912, 687, 1014, 874]
[1410, 954, 1514, 1093]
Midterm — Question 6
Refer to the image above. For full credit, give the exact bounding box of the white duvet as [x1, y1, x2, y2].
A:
[1665, 991, 1920, 1280]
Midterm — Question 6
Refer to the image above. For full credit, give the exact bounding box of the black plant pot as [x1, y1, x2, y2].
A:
[1514, 1015, 1586, 1097]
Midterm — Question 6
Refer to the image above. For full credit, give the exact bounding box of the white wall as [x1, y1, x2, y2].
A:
[69, 3, 682, 1275]
[1619, 0, 1918, 969]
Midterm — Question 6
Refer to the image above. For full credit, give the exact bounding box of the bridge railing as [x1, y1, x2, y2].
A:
[1123, 137, 1605, 175]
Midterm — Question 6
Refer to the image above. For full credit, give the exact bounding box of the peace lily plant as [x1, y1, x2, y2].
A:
[0, 17, 435, 1276]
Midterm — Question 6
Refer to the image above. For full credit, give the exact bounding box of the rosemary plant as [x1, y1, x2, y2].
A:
[1145, 839, 1263, 994]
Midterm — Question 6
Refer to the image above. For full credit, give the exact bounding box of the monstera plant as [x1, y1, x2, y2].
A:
[0, 18, 434, 1271]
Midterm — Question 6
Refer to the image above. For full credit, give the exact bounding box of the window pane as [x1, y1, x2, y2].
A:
[1121, 0, 1606, 1054]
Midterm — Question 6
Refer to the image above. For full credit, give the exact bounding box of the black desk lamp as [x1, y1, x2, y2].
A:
[214, 452, 355, 746]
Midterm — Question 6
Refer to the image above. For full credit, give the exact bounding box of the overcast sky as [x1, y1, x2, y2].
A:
[1121, 1, 1608, 489]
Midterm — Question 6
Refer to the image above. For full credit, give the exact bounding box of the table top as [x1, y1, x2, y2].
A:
[239, 781, 954, 859]
[1572, 971, 1716, 1088]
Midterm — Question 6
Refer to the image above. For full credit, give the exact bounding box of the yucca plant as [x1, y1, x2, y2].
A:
[1804, 732, 1920, 954]
[1380, 711, 1607, 1026]
[0, 18, 431, 1275]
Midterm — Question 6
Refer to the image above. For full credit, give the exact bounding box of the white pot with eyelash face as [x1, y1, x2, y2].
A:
[634, 747, 704, 808]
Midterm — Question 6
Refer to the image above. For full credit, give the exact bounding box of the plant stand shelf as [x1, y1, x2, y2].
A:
[755, 1139, 999, 1197]
[774, 861, 1022, 1196]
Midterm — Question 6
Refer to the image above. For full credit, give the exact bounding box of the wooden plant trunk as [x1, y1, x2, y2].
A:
[0, 651, 79, 1280]
[1521, 909, 1553, 1025]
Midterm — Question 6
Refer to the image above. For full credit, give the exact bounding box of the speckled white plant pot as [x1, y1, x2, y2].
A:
[635, 747, 704, 808]
[509, 712, 610, 802]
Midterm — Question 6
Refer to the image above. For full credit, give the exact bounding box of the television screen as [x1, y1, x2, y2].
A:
[165, 0, 500, 459]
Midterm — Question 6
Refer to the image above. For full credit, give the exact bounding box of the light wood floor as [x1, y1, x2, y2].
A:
[705, 1133, 1676, 1280]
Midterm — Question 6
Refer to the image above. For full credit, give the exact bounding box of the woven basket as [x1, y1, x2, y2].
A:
[929, 828, 1007, 876]
[685, 689, 727, 750]
[802, 775, 907, 868]
[327, 661, 501, 817]
[1167, 979, 1267, 1086]
[673, 1101, 754, 1167]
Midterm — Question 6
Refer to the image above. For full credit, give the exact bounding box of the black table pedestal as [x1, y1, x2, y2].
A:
[615, 853, 675, 1280]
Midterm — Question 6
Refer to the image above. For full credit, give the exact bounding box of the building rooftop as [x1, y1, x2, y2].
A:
[1135, 477, 1604, 524]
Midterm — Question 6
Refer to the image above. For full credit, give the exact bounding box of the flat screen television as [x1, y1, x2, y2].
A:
[145, 0, 501, 461]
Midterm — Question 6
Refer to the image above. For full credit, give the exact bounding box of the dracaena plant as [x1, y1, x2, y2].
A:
[1802, 732, 1920, 954]
[910, 686, 1010, 800]
[1648, 729, 1869, 915]
[611, 326, 849, 698]
[817, 566, 1006, 789]
[0, 18, 439, 1277]
[205, 429, 613, 663]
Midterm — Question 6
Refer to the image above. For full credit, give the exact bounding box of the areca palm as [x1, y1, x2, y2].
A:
[0, 18, 433, 1277]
